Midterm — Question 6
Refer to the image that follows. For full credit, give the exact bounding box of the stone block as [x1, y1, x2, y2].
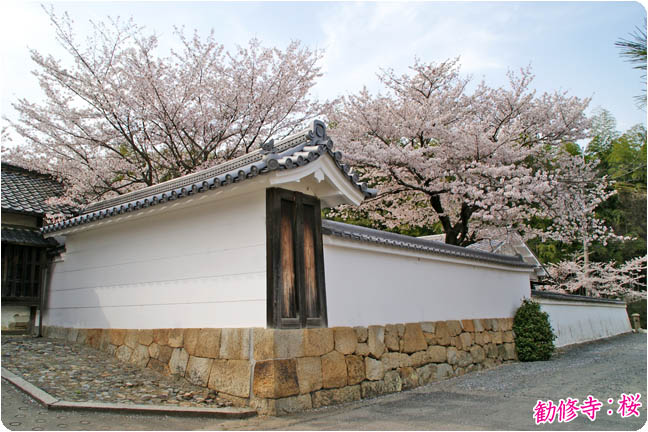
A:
[253, 359, 299, 398]
[65, 328, 78, 343]
[312, 386, 361, 408]
[367, 326, 385, 359]
[490, 331, 503, 344]
[303, 328, 334, 357]
[76, 329, 88, 345]
[99, 331, 112, 352]
[183, 328, 201, 356]
[124, 330, 139, 349]
[470, 345, 486, 363]
[483, 358, 497, 369]
[431, 322, 451, 345]
[168, 329, 184, 348]
[427, 345, 447, 363]
[273, 329, 304, 359]
[446, 320, 463, 336]
[218, 393, 249, 407]
[296, 356, 322, 394]
[322, 351, 347, 389]
[333, 327, 357, 355]
[86, 329, 102, 349]
[269, 394, 313, 415]
[384, 324, 400, 352]
[185, 356, 213, 387]
[436, 363, 453, 380]
[402, 323, 427, 354]
[399, 367, 420, 390]
[355, 343, 370, 356]
[473, 332, 484, 345]
[195, 328, 221, 359]
[382, 352, 410, 370]
[459, 332, 473, 348]
[489, 319, 500, 331]
[503, 331, 515, 343]
[346, 355, 365, 385]
[109, 329, 126, 346]
[461, 320, 475, 332]
[148, 358, 170, 374]
[457, 350, 472, 367]
[158, 345, 173, 363]
[130, 345, 150, 368]
[446, 347, 459, 365]
[365, 357, 385, 381]
[210, 359, 252, 398]
[219, 328, 250, 360]
[417, 363, 437, 385]
[482, 331, 492, 344]
[503, 343, 516, 360]
[384, 370, 403, 393]
[138, 330, 154, 346]
[361, 380, 388, 399]
[420, 321, 436, 334]
[354, 326, 368, 343]
[169, 348, 189, 376]
[106, 344, 117, 356]
[152, 328, 169, 345]
[473, 319, 485, 332]
[148, 343, 160, 359]
[480, 319, 492, 331]
[410, 350, 430, 368]
[485, 343, 498, 359]
[115, 345, 133, 363]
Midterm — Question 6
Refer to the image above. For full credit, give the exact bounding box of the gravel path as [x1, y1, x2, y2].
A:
[1, 336, 231, 408]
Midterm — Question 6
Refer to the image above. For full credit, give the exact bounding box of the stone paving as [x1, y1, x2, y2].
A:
[1, 336, 233, 408]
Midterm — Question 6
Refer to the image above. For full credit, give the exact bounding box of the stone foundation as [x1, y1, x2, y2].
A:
[43, 318, 517, 415]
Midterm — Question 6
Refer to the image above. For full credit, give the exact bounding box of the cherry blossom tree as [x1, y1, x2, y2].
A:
[3, 7, 324, 206]
[545, 255, 647, 301]
[327, 58, 598, 246]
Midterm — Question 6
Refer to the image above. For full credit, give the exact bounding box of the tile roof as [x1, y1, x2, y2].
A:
[1, 163, 73, 218]
[43, 120, 376, 234]
[322, 220, 534, 268]
[1, 226, 59, 247]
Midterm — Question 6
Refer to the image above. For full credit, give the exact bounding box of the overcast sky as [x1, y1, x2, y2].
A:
[1, 1, 646, 141]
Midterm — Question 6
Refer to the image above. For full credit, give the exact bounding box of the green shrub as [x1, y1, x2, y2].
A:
[513, 299, 556, 361]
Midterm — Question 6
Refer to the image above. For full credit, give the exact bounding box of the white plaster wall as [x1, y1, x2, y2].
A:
[535, 297, 632, 347]
[44, 188, 267, 329]
[323, 237, 532, 327]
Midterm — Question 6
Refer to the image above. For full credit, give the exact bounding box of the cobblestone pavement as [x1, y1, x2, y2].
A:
[1, 380, 221, 431]
[1, 336, 231, 408]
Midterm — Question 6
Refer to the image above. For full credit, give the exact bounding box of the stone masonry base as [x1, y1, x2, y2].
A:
[43, 318, 517, 415]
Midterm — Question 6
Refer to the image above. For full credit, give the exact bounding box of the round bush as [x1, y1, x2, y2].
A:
[513, 299, 556, 361]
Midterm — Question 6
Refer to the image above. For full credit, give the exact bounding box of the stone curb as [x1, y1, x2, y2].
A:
[1, 367, 257, 419]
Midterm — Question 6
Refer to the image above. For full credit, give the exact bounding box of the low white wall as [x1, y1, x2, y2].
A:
[44, 186, 267, 329]
[323, 236, 532, 327]
[534, 294, 632, 347]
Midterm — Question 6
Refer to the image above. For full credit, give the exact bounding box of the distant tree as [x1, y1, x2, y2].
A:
[328, 59, 607, 246]
[546, 256, 647, 301]
[3, 7, 324, 207]
[615, 22, 647, 108]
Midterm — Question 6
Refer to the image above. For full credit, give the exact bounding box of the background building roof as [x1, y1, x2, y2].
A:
[1, 163, 73, 218]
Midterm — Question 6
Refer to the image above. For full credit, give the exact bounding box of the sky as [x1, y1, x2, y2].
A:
[0, 1, 646, 142]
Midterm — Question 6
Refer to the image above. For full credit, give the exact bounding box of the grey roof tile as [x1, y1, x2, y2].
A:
[1, 163, 74, 218]
[322, 219, 534, 268]
[43, 121, 375, 234]
[1, 226, 59, 247]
